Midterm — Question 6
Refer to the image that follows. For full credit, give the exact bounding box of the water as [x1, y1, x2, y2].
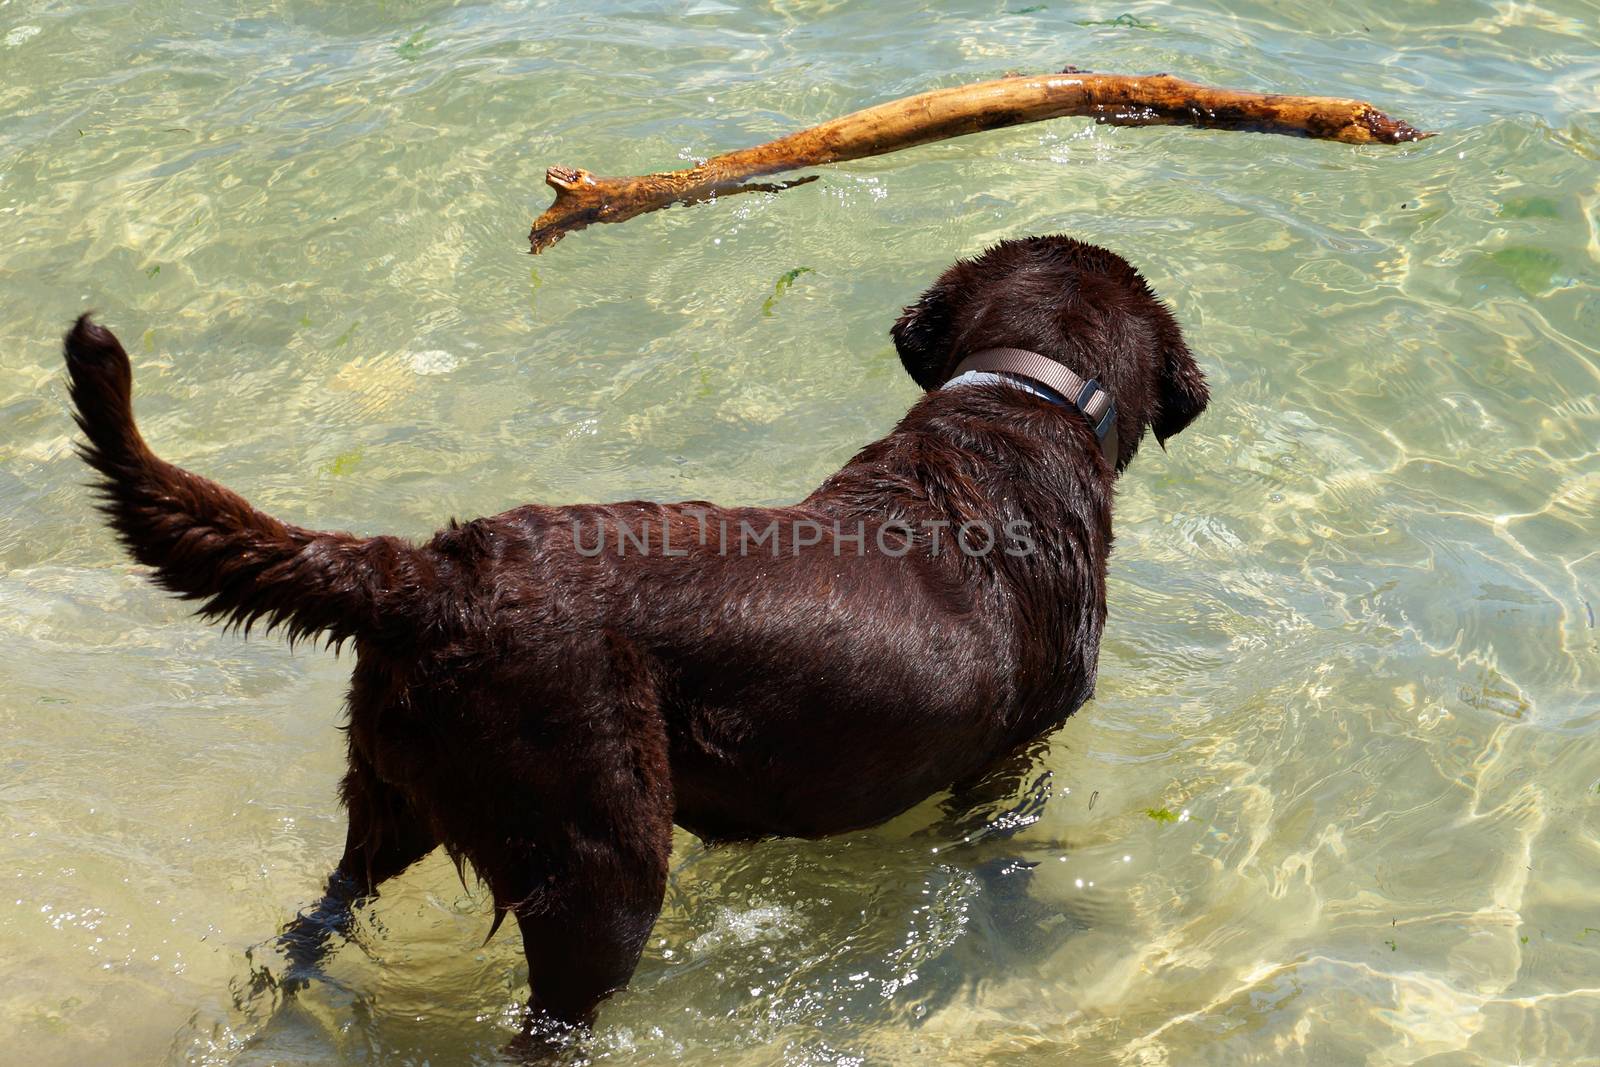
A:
[3, 0, 1598, 1062]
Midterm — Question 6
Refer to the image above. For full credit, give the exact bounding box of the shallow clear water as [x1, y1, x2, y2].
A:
[3, 1, 1598, 1063]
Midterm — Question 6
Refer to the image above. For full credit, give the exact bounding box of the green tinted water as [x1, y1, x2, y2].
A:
[3, 1, 1598, 1063]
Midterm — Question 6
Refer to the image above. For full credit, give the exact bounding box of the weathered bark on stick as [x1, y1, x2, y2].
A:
[529, 69, 1429, 253]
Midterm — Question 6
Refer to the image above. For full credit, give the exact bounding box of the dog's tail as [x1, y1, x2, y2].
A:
[64, 314, 439, 647]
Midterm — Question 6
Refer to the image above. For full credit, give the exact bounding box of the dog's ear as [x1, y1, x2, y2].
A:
[1150, 320, 1209, 445]
[891, 280, 960, 391]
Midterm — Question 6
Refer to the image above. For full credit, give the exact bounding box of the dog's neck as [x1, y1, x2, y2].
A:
[941, 347, 1118, 468]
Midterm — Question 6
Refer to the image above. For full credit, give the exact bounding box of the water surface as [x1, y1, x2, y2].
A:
[2, 1, 1598, 1063]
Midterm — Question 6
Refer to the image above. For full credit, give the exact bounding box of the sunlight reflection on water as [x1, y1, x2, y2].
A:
[2, 1, 1598, 1064]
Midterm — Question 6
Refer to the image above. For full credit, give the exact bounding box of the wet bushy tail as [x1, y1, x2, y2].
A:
[64, 314, 436, 647]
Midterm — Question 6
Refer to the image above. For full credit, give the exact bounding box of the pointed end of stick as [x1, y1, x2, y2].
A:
[1379, 120, 1433, 144]
[1357, 106, 1432, 144]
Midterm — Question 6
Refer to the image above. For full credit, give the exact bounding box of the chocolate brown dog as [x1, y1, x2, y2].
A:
[64, 235, 1206, 1033]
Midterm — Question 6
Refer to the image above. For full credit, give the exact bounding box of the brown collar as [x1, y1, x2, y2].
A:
[945, 347, 1119, 467]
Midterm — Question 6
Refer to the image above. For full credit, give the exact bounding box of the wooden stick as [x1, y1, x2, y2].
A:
[529, 68, 1429, 253]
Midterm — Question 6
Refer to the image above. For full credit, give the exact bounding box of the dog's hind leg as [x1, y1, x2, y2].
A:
[493, 633, 674, 1045]
[277, 755, 437, 987]
[507, 818, 669, 1038]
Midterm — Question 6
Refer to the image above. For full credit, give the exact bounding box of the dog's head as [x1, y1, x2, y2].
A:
[891, 236, 1208, 467]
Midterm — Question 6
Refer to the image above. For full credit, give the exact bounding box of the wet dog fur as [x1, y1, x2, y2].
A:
[63, 234, 1207, 1035]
